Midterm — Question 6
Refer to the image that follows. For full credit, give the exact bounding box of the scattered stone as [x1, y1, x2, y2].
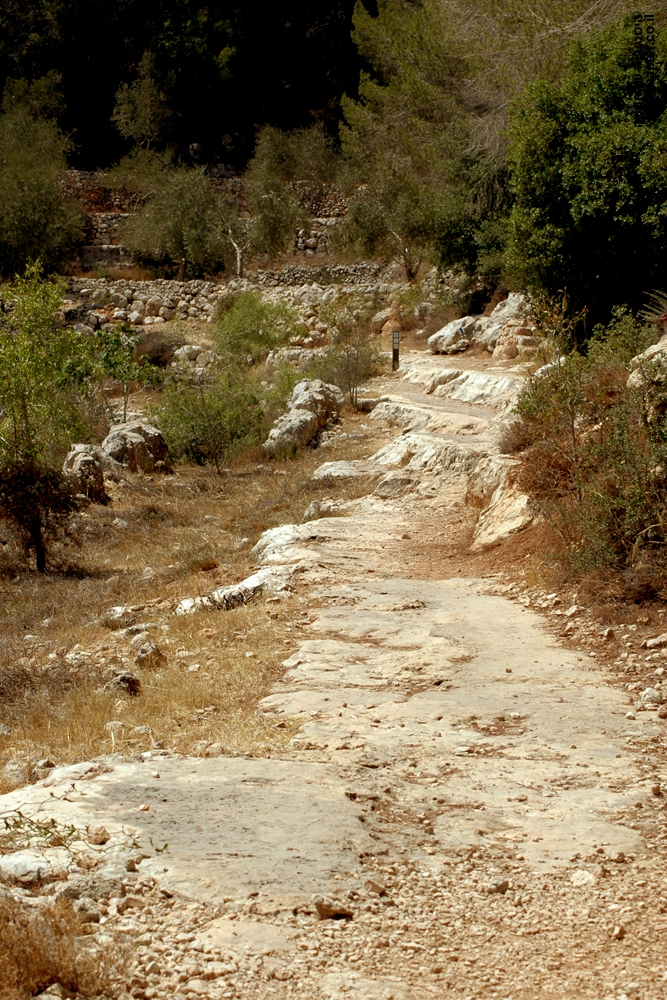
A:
[103, 671, 142, 696]
[74, 896, 101, 922]
[103, 605, 138, 630]
[640, 687, 663, 706]
[612, 924, 626, 940]
[570, 869, 596, 887]
[486, 878, 510, 895]
[2, 760, 29, 785]
[643, 633, 667, 650]
[312, 894, 354, 920]
[0, 850, 66, 885]
[135, 641, 167, 670]
[364, 876, 386, 895]
[88, 826, 110, 845]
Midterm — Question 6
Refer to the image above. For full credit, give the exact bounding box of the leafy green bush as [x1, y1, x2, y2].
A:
[93, 323, 159, 422]
[150, 365, 263, 472]
[308, 294, 383, 407]
[0, 92, 83, 276]
[512, 308, 667, 594]
[262, 363, 303, 430]
[244, 125, 333, 259]
[214, 291, 305, 364]
[0, 264, 95, 465]
[121, 167, 239, 275]
[506, 16, 667, 323]
[111, 52, 172, 150]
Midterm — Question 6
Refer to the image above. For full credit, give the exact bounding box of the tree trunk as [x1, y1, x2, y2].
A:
[31, 518, 46, 573]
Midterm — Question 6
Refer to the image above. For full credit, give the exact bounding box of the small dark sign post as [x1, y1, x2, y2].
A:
[392, 329, 400, 371]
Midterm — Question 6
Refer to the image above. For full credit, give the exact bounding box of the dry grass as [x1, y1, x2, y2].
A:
[0, 894, 128, 999]
[0, 409, 392, 779]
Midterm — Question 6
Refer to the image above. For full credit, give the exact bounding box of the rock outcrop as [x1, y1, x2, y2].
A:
[428, 293, 534, 356]
[101, 421, 170, 474]
[62, 445, 110, 504]
[263, 379, 344, 456]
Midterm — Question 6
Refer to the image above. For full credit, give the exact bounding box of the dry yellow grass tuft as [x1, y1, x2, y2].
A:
[0, 894, 128, 999]
[0, 410, 391, 778]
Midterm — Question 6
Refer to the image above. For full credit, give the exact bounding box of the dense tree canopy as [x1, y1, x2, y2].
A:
[506, 17, 667, 322]
[0, 1, 363, 168]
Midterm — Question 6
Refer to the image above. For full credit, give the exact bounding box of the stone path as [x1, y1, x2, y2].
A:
[3, 352, 667, 1000]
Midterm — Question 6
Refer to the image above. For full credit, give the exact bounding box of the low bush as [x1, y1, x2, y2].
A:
[512, 305, 667, 595]
[214, 290, 305, 364]
[308, 293, 383, 407]
[0, 83, 84, 276]
[151, 365, 263, 472]
[0, 893, 127, 999]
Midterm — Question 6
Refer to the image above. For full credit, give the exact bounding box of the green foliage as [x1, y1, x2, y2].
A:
[214, 291, 304, 364]
[112, 52, 171, 149]
[2, 71, 65, 121]
[247, 124, 340, 188]
[0, 460, 83, 572]
[0, 264, 94, 464]
[104, 147, 176, 202]
[151, 364, 263, 472]
[340, 1, 645, 283]
[506, 17, 667, 322]
[512, 311, 667, 593]
[0, 85, 83, 276]
[332, 164, 474, 279]
[93, 323, 158, 422]
[121, 167, 239, 275]
[244, 127, 314, 260]
[262, 363, 303, 429]
[308, 294, 383, 407]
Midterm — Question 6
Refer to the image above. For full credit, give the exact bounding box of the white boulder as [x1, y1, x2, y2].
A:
[471, 486, 534, 550]
[263, 379, 344, 456]
[62, 445, 110, 503]
[427, 316, 477, 353]
[102, 420, 170, 474]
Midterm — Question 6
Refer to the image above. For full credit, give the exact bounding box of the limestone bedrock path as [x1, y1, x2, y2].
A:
[3, 351, 657, 999]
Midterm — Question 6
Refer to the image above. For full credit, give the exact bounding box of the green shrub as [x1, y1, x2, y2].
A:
[121, 167, 239, 275]
[214, 291, 305, 364]
[244, 125, 334, 259]
[307, 294, 383, 407]
[0, 101, 83, 276]
[0, 264, 96, 465]
[151, 365, 263, 472]
[262, 363, 303, 430]
[512, 307, 667, 593]
[111, 52, 172, 150]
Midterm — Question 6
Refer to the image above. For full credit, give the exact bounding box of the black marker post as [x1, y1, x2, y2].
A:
[392, 329, 400, 371]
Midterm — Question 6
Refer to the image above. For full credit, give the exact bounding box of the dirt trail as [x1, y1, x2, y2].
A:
[3, 350, 667, 1000]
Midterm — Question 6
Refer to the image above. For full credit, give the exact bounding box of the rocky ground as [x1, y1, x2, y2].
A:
[3, 345, 667, 1000]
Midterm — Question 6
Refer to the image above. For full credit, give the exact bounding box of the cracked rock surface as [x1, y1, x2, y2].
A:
[3, 352, 667, 1000]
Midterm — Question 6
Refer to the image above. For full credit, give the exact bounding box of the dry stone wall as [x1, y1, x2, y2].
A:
[62, 170, 348, 268]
